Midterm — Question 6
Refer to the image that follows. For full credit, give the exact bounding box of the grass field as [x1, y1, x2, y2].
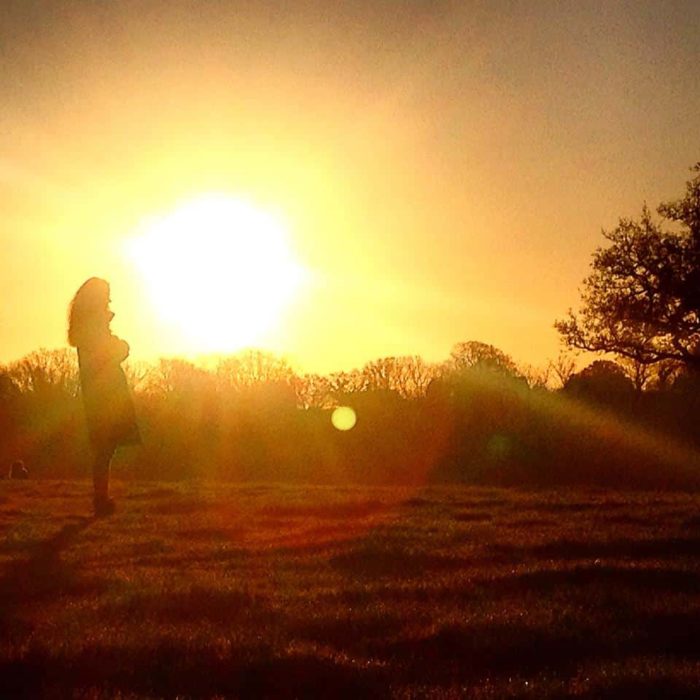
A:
[1, 479, 700, 698]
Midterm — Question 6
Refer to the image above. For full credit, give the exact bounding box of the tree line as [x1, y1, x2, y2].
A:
[0, 340, 698, 488]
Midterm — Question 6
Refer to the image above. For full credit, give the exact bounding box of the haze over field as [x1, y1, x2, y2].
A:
[2, 0, 699, 372]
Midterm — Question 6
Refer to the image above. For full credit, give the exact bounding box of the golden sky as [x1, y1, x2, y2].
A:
[1, 0, 699, 373]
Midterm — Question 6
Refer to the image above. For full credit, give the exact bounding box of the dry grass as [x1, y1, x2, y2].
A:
[1, 479, 699, 698]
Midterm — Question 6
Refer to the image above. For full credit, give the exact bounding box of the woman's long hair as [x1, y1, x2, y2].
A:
[67, 277, 110, 347]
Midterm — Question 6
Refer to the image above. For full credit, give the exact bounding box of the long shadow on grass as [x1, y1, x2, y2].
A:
[0, 517, 103, 645]
[0, 517, 97, 602]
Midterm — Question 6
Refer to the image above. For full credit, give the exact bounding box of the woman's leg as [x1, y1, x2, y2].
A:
[93, 446, 115, 514]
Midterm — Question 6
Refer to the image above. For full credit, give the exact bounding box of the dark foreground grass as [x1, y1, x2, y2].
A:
[1, 479, 699, 698]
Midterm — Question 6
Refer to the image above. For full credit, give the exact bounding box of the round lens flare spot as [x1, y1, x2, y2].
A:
[331, 406, 357, 431]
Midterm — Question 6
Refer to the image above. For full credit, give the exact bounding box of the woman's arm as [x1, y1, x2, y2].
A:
[110, 335, 130, 363]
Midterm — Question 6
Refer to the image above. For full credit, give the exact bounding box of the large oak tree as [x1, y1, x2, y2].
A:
[556, 164, 700, 371]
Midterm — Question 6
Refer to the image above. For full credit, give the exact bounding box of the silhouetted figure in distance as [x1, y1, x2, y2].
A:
[9, 459, 29, 479]
[68, 278, 140, 516]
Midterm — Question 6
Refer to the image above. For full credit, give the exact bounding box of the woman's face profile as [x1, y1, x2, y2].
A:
[93, 289, 114, 326]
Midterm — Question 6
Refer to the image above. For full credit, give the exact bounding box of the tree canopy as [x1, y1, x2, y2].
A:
[448, 341, 520, 376]
[556, 163, 700, 370]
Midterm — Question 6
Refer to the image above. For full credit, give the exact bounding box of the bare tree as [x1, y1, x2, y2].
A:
[7, 348, 79, 397]
[519, 363, 551, 390]
[448, 341, 520, 376]
[294, 373, 333, 409]
[361, 356, 436, 398]
[548, 351, 577, 389]
[216, 350, 295, 391]
[327, 369, 367, 398]
[142, 358, 212, 396]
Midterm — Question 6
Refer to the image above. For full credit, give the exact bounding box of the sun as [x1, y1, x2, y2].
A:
[126, 194, 306, 353]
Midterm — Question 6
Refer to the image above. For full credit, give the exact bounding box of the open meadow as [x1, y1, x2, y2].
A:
[1, 479, 700, 698]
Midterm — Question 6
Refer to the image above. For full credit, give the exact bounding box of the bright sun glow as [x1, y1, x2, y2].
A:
[126, 194, 306, 352]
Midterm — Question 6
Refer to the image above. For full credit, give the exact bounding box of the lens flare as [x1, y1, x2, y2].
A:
[332, 406, 357, 431]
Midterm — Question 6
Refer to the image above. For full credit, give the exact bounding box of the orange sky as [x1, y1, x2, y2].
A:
[1, 1, 699, 374]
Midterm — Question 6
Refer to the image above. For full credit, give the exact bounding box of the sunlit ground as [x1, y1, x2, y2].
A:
[2, 480, 700, 697]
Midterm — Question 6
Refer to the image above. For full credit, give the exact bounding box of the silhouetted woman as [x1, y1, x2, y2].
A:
[68, 278, 140, 516]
